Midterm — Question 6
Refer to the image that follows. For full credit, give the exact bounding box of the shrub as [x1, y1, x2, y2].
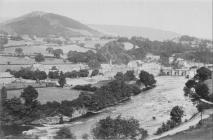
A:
[54, 127, 75, 139]
[92, 116, 148, 139]
[91, 69, 99, 77]
[73, 84, 97, 92]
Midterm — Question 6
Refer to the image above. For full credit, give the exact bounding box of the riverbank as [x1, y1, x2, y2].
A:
[149, 108, 213, 140]
[156, 110, 213, 140]
[22, 77, 196, 139]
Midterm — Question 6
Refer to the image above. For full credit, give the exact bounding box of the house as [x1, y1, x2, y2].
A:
[146, 53, 160, 62]
[0, 72, 15, 84]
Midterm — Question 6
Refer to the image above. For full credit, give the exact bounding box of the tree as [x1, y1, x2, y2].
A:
[94, 43, 101, 50]
[46, 47, 54, 54]
[35, 53, 45, 62]
[21, 86, 38, 105]
[91, 69, 99, 77]
[54, 127, 75, 139]
[88, 59, 101, 69]
[114, 72, 124, 81]
[196, 67, 211, 81]
[170, 106, 184, 124]
[139, 70, 156, 87]
[58, 72, 66, 87]
[53, 49, 63, 58]
[15, 48, 23, 56]
[195, 83, 209, 101]
[124, 70, 135, 81]
[92, 116, 148, 140]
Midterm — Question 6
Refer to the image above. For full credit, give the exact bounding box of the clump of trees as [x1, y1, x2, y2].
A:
[35, 53, 45, 62]
[91, 69, 99, 77]
[73, 84, 97, 92]
[139, 70, 156, 88]
[67, 50, 106, 68]
[155, 106, 184, 135]
[54, 127, 75, 139]
[15, 48, 24, 56]
[114, 70, 136, 81]
[58, 72, 66, 87]
[48, 69, 89, 79]
[53, 49, 63, 58]
[183, 67, 213, 124]
[7, 68, 47, 80]
[92, 115, 148, 139]
[2, 86, 40, 125]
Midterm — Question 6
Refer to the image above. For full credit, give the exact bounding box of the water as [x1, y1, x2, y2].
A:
[24, 76, 197, 138]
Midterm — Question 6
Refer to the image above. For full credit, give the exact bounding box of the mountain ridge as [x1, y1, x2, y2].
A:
[89, 24, 180, 41]
[0, 11, 101, 37]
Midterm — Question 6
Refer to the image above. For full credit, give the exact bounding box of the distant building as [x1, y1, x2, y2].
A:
[146, 53, 160, 62]
[160, 67, 189, 76]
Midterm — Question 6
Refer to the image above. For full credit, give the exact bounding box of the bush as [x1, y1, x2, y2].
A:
[78, 69, 89, 77]
[139, 70, 156, 87]
[54, 127, 75, 139]
[64, 71, 78, 78]
[48, 71, 60, 79]
[155, 106, 184, 135]
[8, 68, 47, 80]
[91, 69, 99, 77]
[124, 70, 136, 81]
[92, 116, 148, 139]
[73, 84, 97, 92]
[155, 119, 177, 135]
[35, 53, 45, 62]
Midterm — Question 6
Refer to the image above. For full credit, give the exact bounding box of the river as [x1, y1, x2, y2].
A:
[24, 76, 197, 139]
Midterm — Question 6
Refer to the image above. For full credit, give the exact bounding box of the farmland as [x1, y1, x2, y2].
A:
[7, 87, 81, 104]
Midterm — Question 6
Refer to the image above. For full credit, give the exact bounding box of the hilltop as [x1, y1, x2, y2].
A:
[0, 11, 101, 37]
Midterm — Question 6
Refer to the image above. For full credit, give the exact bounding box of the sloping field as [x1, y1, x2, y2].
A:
[7, 87, 81, 104]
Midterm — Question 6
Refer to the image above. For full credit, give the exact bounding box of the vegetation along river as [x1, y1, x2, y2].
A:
[24, 76, 197, 138]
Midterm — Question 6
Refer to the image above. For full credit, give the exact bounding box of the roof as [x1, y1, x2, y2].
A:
[0, 72, 14, 78]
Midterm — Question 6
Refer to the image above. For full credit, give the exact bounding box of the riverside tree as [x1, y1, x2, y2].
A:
[92, 116, 148, 140]
[139, 70, 156, 88]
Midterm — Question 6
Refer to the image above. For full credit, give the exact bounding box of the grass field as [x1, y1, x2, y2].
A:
[7, 87, 81, 104]
[160, 114, 213, 140]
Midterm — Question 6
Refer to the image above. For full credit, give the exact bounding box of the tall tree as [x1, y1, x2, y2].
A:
[21, 86, 38, 106]
[15, 48, 23, 56]
[92, 116, 148, 140]
[58, 72, 66, 87]
[35, 53, 45, 62]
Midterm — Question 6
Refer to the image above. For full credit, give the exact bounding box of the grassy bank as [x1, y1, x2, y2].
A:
[159, 114, 213, 140]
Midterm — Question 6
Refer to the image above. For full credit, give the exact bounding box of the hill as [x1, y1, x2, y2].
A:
[0, 11, 100, 37]
[89, 24, 180, 41]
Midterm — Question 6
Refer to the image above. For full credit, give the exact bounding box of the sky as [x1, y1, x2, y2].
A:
[0, 0, 212, 39]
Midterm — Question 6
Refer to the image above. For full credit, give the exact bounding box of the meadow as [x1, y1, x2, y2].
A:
[7, 87, 81, 104]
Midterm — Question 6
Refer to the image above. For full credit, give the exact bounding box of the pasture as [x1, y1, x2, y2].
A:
[7, 87, 81, 104]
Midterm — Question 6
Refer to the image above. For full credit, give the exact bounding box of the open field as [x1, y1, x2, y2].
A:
[7, 87, 81, 104]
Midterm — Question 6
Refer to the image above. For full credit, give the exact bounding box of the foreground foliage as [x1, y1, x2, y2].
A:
[92, 116, 148, 140]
